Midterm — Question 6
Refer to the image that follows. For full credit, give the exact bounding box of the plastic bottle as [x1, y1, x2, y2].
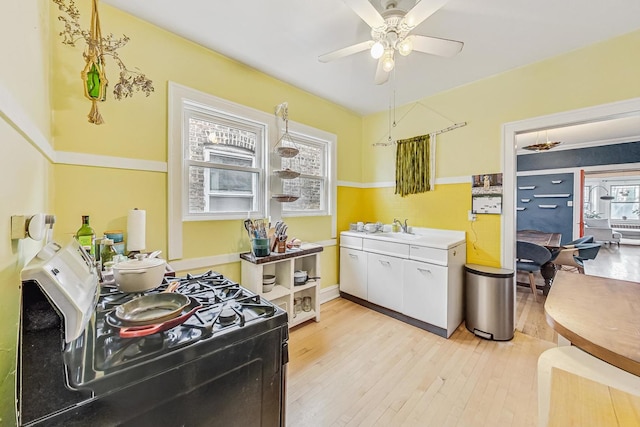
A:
[76, 215, 96, 256]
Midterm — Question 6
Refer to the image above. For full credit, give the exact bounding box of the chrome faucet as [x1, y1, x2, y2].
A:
[393, 218, 409, 233]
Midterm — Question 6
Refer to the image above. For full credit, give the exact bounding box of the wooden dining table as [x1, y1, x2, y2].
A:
[517, 229, 562, 295]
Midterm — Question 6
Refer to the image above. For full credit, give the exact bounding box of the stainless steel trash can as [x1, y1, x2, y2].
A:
[464, 264, 515, 341]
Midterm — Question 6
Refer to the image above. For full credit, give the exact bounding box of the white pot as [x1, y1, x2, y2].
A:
[112, 257, 166, 293]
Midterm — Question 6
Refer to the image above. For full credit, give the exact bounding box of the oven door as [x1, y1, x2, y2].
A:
[23, 323, 288, 427]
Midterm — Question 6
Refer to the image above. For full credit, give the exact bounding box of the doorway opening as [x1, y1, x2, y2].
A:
[502, 97, 640, 268]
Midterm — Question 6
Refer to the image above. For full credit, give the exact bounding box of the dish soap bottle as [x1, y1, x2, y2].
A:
[100, 237, 117, 267]
[76, 215, 96, 256]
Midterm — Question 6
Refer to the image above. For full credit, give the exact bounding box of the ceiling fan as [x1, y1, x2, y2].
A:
[319, 0, 464, 84]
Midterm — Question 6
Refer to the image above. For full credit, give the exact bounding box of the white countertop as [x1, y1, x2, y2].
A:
[341, 227, 465, 250]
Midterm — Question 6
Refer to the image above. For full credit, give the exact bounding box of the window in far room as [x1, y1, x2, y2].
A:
[583, 185, 592, 215]
[610, 184, 640, 220]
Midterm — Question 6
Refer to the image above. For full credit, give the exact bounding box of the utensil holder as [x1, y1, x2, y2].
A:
[251, 238, 270, 257]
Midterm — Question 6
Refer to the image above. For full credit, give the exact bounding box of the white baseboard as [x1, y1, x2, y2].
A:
[320, 284, 340, 304]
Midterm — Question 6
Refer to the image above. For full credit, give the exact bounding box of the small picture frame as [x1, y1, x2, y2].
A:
[471, 173, 503, 214]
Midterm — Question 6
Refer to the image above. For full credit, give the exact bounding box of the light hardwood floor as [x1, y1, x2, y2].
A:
[287, 297, 554, 426]
[286, 244, 640, 426]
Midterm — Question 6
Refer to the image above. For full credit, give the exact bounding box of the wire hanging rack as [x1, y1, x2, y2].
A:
[274, 102, 299, 158]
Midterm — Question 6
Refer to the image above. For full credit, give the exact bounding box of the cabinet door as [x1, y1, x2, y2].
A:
[339, 248, 368, 300]
[367, 253, 404, 312]
[403, 260, 448, 328]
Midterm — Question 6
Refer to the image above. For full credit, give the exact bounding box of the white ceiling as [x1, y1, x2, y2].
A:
[516, 115, 640, 153]
[101, 0, 640, 149]
[102, 0, 640, 116]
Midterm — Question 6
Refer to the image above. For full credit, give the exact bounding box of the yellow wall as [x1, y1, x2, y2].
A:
[0, 2, 53, 425]
[3, 2, 640, 424]
[361, 29, 640, 266]
[50, 3, 362, 268]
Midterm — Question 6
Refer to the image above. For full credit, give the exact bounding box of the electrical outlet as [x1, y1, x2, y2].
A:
[468, 210, 477, 222]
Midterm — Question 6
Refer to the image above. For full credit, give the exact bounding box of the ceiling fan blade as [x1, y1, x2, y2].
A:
[344, 0, 385, 28]
[374, 58, 389, 85]
[409, 35, 463, 57]
[403, 0, 449, 27]
[319, 40, 373, 63]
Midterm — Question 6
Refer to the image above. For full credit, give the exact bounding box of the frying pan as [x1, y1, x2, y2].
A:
[106, 297, 202, 338]
[115, 292, 190, 325]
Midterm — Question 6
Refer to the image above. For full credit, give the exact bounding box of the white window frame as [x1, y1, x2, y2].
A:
[610, 183, 640, 221]
[168, 82, 271, 259]
[273, 120, 337, 235]
[181, 106, 266, 221]
[280, 130, 330, 217]
[203, 149, 256, 213]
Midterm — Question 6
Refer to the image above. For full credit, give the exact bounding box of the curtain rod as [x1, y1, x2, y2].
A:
[372, 121, 467, 147]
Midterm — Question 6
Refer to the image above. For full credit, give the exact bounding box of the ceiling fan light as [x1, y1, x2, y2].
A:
[370, 41, 384, 59]
[397, 38, 413, 56]
[382, 51, 395, 72]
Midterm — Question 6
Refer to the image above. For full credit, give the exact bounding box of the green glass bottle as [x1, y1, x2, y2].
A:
[100, 237, 117, 267]
[76, 215, 96, 256]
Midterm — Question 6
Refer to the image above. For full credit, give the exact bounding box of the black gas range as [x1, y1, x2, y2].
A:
[19, 245, 288, 427]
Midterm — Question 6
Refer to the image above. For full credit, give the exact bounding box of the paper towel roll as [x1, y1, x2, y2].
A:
[127, 209, 146, 251]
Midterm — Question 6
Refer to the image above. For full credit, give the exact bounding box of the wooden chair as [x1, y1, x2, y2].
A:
[552, 243, 601, 274]
[516, 241, 552, 302]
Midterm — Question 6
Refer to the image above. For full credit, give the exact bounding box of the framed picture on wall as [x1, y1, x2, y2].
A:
[472, 173, 503, 214]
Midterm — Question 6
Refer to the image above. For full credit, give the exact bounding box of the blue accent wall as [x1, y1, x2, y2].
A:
[518, 141, 640, 172]
[517, 173, 574, 244]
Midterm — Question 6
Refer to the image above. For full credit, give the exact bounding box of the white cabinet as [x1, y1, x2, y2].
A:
[241, 245, 322, 328]
[367, 253, 404, 312]
[339, 229, 466, 338]
[339, 248, 368, 300]
[403, 260, 448, 327]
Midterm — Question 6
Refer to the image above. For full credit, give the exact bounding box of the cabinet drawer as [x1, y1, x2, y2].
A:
[363, 239, 409, 258]
[409, 245, 449, 265]
[340, 235, 363, 250]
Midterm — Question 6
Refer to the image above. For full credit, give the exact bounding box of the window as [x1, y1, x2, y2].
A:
[278, 131, 330, 216]
[583, 185, 591, 213]
[610, 184, 640, 220]
[183, 109, 265, 219]
[168, 83, 337, 260]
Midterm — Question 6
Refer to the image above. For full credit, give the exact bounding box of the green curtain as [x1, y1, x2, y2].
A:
[395, 134, 430, 197]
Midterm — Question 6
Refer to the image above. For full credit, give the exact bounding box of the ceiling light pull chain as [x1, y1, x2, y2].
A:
[393, 87, 397, 128]
[387, 103, 393, 144]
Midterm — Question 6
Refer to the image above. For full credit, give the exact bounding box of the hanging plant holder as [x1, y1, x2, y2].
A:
[53, 0, 154, 125]
[80, 0, 108, 124]
[274, 102, 299, 158]
[82, 59, 108, 102]
[81, 58, 108, 124]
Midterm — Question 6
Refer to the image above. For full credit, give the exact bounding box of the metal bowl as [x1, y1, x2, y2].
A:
[276, 146, 299, 158]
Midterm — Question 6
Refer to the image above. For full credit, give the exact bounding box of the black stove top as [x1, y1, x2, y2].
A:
[64, 270, 286, 394]
[20, 269, 289, 426]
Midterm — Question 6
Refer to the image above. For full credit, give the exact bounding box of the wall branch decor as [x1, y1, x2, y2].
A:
[53, 0, 154, 124]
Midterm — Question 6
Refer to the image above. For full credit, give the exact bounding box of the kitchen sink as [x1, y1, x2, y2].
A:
[379, 232, 423, 241]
